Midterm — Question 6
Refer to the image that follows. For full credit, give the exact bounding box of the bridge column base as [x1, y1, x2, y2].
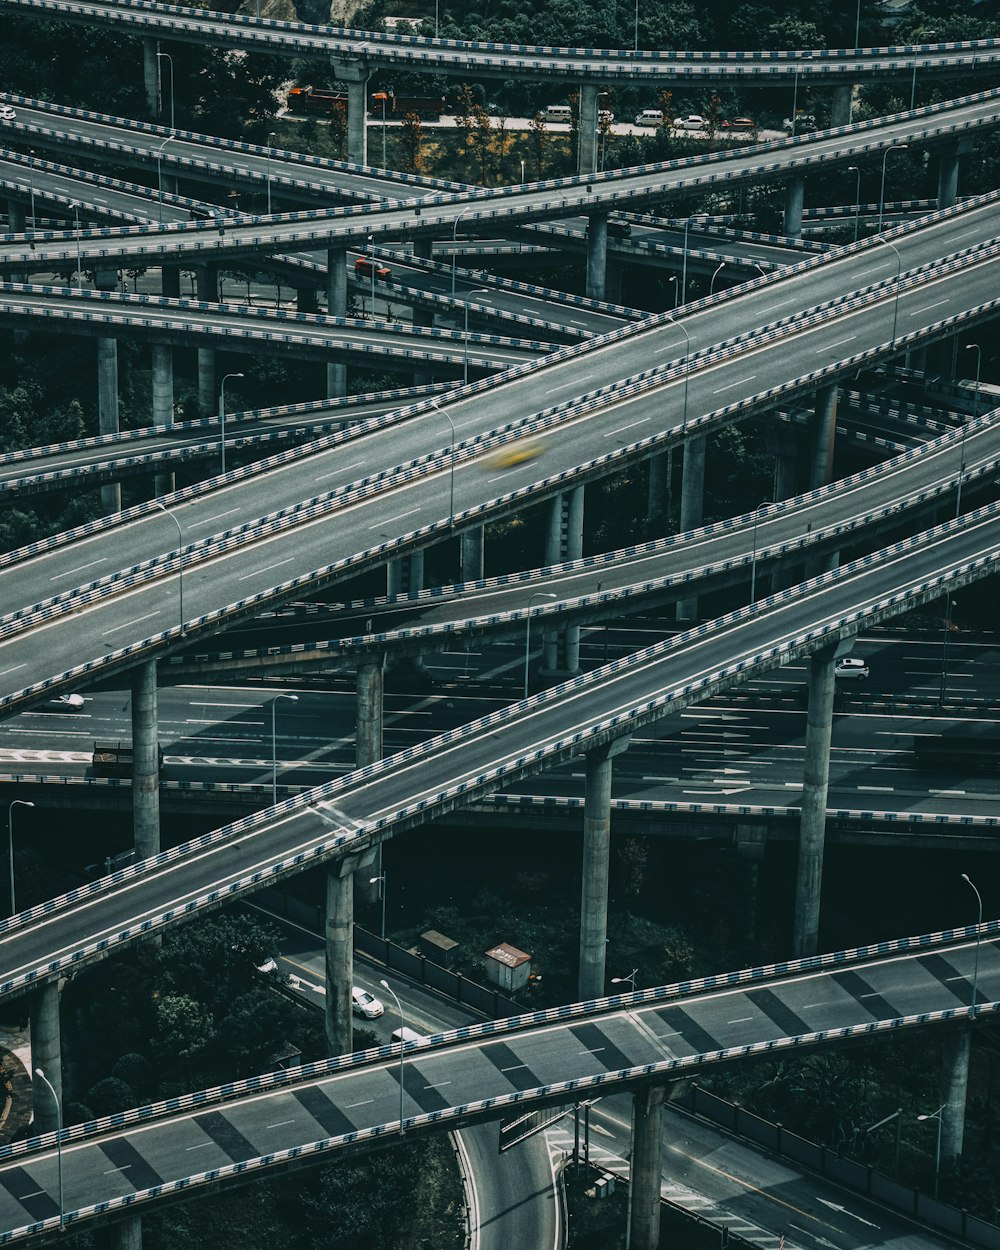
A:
[676, 435, 705, 621]
[628, 1083, 667, 1250]
[98, 337, 122, 515]
[793, 642, 837, 957]
[30, 982, 62, 1135]
[578, 737, 630, 1001]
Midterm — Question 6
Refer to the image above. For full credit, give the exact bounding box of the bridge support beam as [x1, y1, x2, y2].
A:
[646, 450, 673, 531]
[586, 212, 608, 301]
[578, 737, 630, 1000]
[628, 1083, 666, 1250]
[783, 176, 805, 240]
[331, 61, 370, 166]
[104, 1216, 143, 1250]
[196, 265, 218, 417]
[132, 659, 161, 861]
[325, 849, 375, 1056]
[6, 200, 25, 233]
[937, 150, 960, 210]
[543, 487, 584, 676]
[388, 550, 424, 597]
[809, 383, 837, 489]
[577, 83, 599, 176]
[830, 83, 853, 128]
[30, 982, 62, 1134]
[326, 247, 348, 398]
[461, 524, 485, 581]
[793, 643, 837, 957]
[939, 1026, 971, 1169]
[142, 38, 158, 118]
[151, 343, 175, 496]
[98, 337, 122, 516]
[676, 435, 706, 621]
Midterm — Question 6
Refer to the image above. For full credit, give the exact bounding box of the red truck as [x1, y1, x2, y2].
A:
[368, 91, 446, 120]
[286, 85, 349, 116]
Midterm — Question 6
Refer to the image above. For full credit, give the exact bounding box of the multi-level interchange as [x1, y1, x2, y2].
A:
[0, 3, 999, 1246]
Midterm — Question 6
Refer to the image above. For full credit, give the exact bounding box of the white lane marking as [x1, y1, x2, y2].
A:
[820, 335, 857, 352]
[316, 460, 364, 482]
[238, 558, 295, 582]
[424, 1081, 452, 1090]
[191, 508, 240, 527]
[857, 785, 894, 793]
[728, 1016, 753, 1024]
[267, 1119, 296, 1129]
[910, 299, 949, 316]
[371, 507, 420, 528]
[605, 417, 651, 436]
[54, 558, 108, 580]
[0, 666, 26, 678]
[102, 611, 161, 634]
[930, 788, 966, 796]
[346, 1099, 374, 1108]
[714, 375, 756, 394]
[186, 1142, 215, 1151]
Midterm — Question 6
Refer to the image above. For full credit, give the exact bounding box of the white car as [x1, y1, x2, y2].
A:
[835, 657, 869, 679]
[41, 693, 85, 711]
[674, 114, 706, 131]
[0, 105, 15, 122]
[352, 986, 384, 1019]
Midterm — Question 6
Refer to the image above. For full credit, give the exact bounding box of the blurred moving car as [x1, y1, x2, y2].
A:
[352, 986, 385, 1018]
[723, 116, 755, 131]
[834, 657, 869, 679]
[355, 257, 392, 280]
[40, 693, 85, 711]
[485, 440, 545, 469]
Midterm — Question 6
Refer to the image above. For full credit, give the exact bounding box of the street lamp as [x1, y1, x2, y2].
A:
[269, 693, 298, 807]
[520, 158, 525, 184]
[152, 501, 184, 634]
[266, 131, 276, 214]
[710, 261, 726, 294]
[7, 800, 34, 917]
[451, 208, 468, 298]
[883, 236, 903, 345]
[750, 498, 770, 605]
[380, 92, 388, 168]
[156, 135, 173, 226]
[917, 1104, 944, 1197]
[612, 968, 637, 994]
[366, 233, 376, 313]
[28, 150, 36, 231]
[463, 287, 490, 386]
[34, 1068, 63, 1231]
[863, 1107, 902, 1177]
[634, 0, 639, 51]
[524, 592, 557, 698]
[369, 870, 387, 940]
[69, 200, 82, 288]
[848, 165, 861, 242]
[218, 371, 244, 476]
[855, 0, 861, 48]
[961, 872, 983, 1016]
[878, 143, 908, 232]
[680, 216, 693, 306]
[955, 343, 980, 521]
[156, 50, 175, 132]
[428, 397, 457, 526]
[662, 312, 692, 430]
[379, 979, 406, 1134]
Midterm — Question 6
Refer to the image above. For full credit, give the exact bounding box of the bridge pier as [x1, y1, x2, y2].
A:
[577, 83, 599, 176]
[578, 737, 630, 1000]
[355, 658, 384, 907]
[646, 449, 673, 532]
[6, 200, 24, 233]
[296, 286, 319, 314]
[461, 524, 485, 581]
[937, 150, 960, 211]
[196, 265, 218, 417]
[388, 550, 425, 597]
[98, 337, 122, 515]
[326, 848, 375, 1056]
[132, 659, 161, 861]
[586, 212, 608, 301]
[30, 982, 62, 1134]
[331, 60, 370, 166]
[939, 1026, 971, 1170]
[104, 1216, 143, 1250]
[809, 383, 837, 488]
[793, 643, 837, 957]
[830, 83, 853, 128]
[151, 343, 175, 496]
[628, 1083, 666, 1250]
[676, 435, 706, 621]
[326, 246, 348, 399]
[783, 176, 805, 240]
[543, 487, 584, 676]
[735, 824, 768, 945]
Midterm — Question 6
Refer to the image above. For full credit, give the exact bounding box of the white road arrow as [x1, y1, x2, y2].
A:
[817, 1198, 880, 1228]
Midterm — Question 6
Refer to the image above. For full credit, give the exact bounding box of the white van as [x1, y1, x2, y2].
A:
[634, 109, 663, 127]
[391, 1026, 424, 1044]
[543, 104, 573, 123]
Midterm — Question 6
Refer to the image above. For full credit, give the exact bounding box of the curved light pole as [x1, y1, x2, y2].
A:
[218, 371, 244, 476]
[848, 164, 861, 242]
[524, 592, 557, 698]
[612, 968, 637, 994]
[961, 872, 983, 1016]
[369, 870, 387, 940]
[266, 131, 276, 214]
[428, 397, 457, 525]
[270, 693, 298, 807]
[152, 501, 184, 633]
[379, 979, 406, 1134]
[451, 208, 468, 298]
[7, 800, 33, 916]
[70, 200, 82, 288]
[750, 498, 770, 605]
[156, 135, 173, 226]
[883, 237, 903, 345]
[463, 287, 490, 386]
[156, 50, 175, 132]
[663, 312, 692, 430]
[917, 1104, 945, 1196]
[34, 1068, 63, 1230]
[878, 143, 908, 232]
[710, 261, 726, 294]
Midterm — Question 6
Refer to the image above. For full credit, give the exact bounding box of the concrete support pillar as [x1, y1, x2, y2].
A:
[543, 487, 584, 674]
[151, 342, 175, 496]
[461, 524, 485, 581]
[809, 383, 838, 489]
[297, 286, 319, 314]
[628, 1084, 666, 1250]
[830, 83, 853, 128]
[7, 200, 25, 233]
[387, 550, 425, 597]
[326, 246, 348, 399]
[98, 337, 122, 516]
[131, 659, 161, 861]
[161, 264, 181, 300]
[29, 982, 61, 1134]
[605, 261, 623, 306]
[196, 265, 218, 417]
[578, 737, 630, 1000]
[577, 83, 599, 176]
[355, 659, 383, 768]
[325, 865, 353, 1056]
[676, 435, 706, 621]
[735, 824, 767, 946]
[104, 1217, 143, 1250]
[142, 37, 158, 118]
[774, 446, 798, 503]
[793, 643, 837, 957]
[937, 150, 960, 210]
[783, 175, 805, 240]
[332, 61, 369, 166]
[646, 450, 673, 530]
[939, 1026, 971, 1167]
[586, 211, 608, 301]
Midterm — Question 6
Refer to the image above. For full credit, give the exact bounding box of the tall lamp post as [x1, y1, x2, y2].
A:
[855, 0, 862, 48]
[750, 499, 771, 605]
[28, 150, 36, 231]
[69, 200, 82, 288]
[156, 135, 173, 225]
[612, 968, 638, 994]
[266, 131, 276, 214]
[379, 979, 406, 1133]
[680, 216, 693, 306]
[369, 869, 387, 940]
[269, 693, 298, 807]
[634, 0, 640, 51]
[955, 342, 980, 520]
[7, 800, 34, 916]
[961, 872, 983, 1016]
[34, 1068, 63, 1231]
[883, 237, 903, 345]
[710, 261, 726, 294]
[917, 1104, 945, 1197]
[463, 287, 490, 386]
[878, 143, 908, 232]
[152, 501, 184, 633]
[156, 50, 175, 132]
[524, 592, 557, 698]
[218, 371, 244, 476]
[663, 312, 692, 430]
[367, 233, 376, 313]
[451, 208, 468, 298]
[848, 165, 861, 242]
[428, 397, 457, 526]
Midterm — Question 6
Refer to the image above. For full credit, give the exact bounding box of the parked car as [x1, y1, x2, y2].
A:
[723, 116, 755, 131]
[352, 986, 385, 1018]
[0, 105, 15, 122]
[634, 109, 663, 127]
[835, 657, 869, 679]
[674, 115, 706, 131]
[354, 256, 392, 280]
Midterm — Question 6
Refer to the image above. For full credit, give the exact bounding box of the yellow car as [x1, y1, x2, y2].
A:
[485, 440, 545, 469]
